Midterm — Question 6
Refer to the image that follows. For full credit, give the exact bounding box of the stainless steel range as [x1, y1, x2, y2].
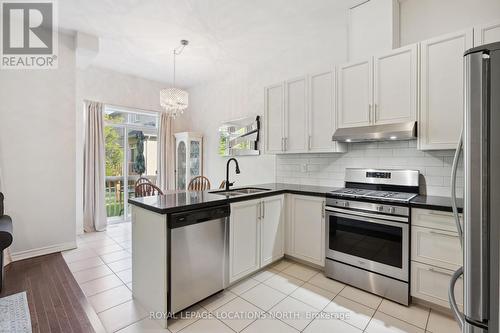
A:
[324, 168, 420, 305]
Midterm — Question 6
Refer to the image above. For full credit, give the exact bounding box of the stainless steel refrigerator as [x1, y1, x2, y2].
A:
[449, 42, 500, 333]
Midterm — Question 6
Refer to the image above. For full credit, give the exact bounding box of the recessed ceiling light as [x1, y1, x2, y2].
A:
[390, 136, 397, 140]
[346, 139, 352, 142]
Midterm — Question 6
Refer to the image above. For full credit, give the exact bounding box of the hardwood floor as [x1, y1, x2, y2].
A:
[0, 253, 106, 333]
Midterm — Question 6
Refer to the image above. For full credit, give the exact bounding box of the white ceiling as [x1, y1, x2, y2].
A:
[59, 0, 352, 87]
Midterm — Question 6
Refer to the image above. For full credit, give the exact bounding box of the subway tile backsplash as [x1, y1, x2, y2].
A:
[276, 140, 464, 197]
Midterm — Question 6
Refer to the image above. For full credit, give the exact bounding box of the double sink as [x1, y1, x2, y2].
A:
[209, 187, 271, 197]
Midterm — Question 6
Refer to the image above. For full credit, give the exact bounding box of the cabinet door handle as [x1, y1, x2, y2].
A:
[374, 104, 378, 123]
[284, 137, 288, 151]
[262, 202, 265, 219]
[368, 104, 372, 123]
[308, 135, 311, 150]
[322, 201, 325, 218]
[281, 138, 284, 152]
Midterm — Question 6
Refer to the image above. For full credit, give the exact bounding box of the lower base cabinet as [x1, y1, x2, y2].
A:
[410, 208, 463, 309]
[286, 195, 325, 267]
[229, 198, 261, 283]
[411, 261, 463, 309]
[229, 195, 284, 283]
[260, 195, 285, 267]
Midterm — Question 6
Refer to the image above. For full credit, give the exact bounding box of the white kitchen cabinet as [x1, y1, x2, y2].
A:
[411, 261, 463, 309]
[411, 226, 462, 271]
[373, 44, 418, 125]
[418, 29, 473, 150]
[260, 195, 285, 266]
[229, 195, 284, 283]
[284, 76, 308, 153]
[287, 195, 325, 267]
[474, 20, 500, 46]
[309, 70, 346, 153]
[410, 208, 463, 309]
[265, 73, 345, 154]
[264, 83, 285, 153]
[229, 199, 261, 283]
[338, 45, 418, 129]
[412, 208, 462, 233]
[338, 59, 373, 128]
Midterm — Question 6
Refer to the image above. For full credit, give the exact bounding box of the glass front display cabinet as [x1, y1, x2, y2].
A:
[175, 132, 203, 190]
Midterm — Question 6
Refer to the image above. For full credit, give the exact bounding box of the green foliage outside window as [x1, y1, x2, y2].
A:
[104, 114, 124, 177]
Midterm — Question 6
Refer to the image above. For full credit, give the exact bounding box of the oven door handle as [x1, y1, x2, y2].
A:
[325, 206, 408, 224]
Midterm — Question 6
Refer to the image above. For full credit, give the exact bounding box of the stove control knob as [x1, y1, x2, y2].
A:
[389, 207, 396, 214]
[377, 206, 384, 212]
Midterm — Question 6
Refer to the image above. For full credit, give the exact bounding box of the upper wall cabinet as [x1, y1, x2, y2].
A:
[338, 59, 373, 128]
[309, 70, 346, 153]
[285, 76, 308, 153]
[373, 44, 418, 125]
[418, 29, 473, 150]
[265, 73, 346, 154]
[474, 20, 500, 46]
[264, 83, 284, 154]
[338, 44, 418, 129]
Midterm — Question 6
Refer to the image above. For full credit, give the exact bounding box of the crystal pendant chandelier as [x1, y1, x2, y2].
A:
[160, 40, 189, 118]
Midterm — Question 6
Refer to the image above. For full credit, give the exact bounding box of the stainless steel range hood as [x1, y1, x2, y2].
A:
[332, 121, 417, 143]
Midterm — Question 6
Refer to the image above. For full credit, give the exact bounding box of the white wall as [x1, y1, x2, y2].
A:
[399, 0, 500, 45]
[186, 26, 348, 186]
[75, 66, 189, 234]
[0, 34, 77, 257]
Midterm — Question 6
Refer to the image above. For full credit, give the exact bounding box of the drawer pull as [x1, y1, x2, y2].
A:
[429, 230, 459, 238]
[426, 211, 462, 219]
[427, 211, 453, 217]
[428, 267, 452, 276]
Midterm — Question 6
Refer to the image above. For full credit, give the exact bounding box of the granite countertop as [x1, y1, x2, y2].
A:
[128, 183, 339, 214]
[129, 182, 463, 215]
[410, 195, 464, 213]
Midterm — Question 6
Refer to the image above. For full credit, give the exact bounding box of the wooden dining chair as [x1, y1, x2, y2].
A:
[188, 176, 211, 191]
[135, 176, 153, 187]
[135, 182, 164, 197]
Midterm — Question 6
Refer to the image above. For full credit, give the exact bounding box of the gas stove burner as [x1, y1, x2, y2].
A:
[329, 169, 420, 203]
[331, 188, 371, 196]
[329, 188, 417, 203]
[364, 191, 417, 201]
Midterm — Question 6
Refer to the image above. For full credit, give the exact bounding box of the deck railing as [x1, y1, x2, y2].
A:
[105, 175, 157, 217]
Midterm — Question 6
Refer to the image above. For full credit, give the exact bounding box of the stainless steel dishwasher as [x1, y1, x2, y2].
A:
[168, 204, 230, 314]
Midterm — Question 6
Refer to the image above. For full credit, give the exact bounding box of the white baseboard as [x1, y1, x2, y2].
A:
[11, 241, 77, 262]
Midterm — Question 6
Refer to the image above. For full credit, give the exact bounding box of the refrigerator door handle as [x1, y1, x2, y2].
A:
[451, 131, 464, 247]
[449, 266, 465, 330]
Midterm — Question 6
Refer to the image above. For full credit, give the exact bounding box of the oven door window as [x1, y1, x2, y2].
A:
[328, 214, 403, 268]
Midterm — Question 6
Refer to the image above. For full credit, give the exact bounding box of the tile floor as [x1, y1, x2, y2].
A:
[63, 223, 460, 333]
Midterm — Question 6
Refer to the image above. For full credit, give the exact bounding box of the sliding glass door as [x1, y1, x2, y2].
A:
[104, 107, 158, 223]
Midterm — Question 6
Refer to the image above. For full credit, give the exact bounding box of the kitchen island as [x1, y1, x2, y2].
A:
[128, 183, 337, 328]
